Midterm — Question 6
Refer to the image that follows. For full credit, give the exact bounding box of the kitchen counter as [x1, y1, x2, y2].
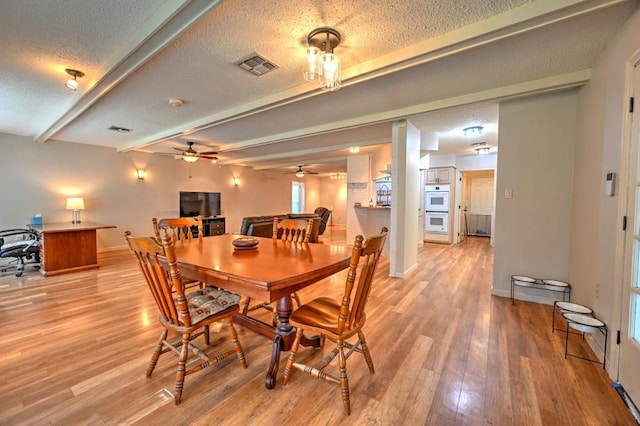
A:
[354, 206, 391, 210]
[353, 206, 390, 257]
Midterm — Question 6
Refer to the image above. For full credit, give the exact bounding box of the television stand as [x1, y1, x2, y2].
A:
[202, 217, 225, 236]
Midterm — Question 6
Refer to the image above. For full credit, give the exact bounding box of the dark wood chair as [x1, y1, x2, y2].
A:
[152, 216, 204, 290]
[124, 229, 247, 405]
[241, 218, 314, 322]
[282, 227, 388, 415]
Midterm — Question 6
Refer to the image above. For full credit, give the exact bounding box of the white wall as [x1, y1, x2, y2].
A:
[0, 133, 300, 250]
[455, 153, 497, 171]
[570, 7, 640, 358]
[319, 177, 347, 225]
[493, 91, 577, 300]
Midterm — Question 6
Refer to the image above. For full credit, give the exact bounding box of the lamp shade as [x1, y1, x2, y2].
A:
[182, 153, 198, 163]
[66, 197, 85, 210]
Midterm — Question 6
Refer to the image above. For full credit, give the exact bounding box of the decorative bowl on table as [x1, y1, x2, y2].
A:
[232, 237, 259, 250]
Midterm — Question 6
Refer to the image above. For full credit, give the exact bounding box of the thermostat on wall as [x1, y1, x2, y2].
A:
[606, 172, 616, 196]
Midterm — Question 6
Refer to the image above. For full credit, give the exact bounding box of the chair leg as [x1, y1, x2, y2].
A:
[226, 318, 247, 368]
[283, 328, 304, 385]
[337, 340, 351, 416]
[292, 292, 302, 308]
[174, 333, 190, 405]
[147, 329, 167, 377]
[241, 297, 251, 315]
[358, 330, 375, 374]
[203, 324, 211, 346]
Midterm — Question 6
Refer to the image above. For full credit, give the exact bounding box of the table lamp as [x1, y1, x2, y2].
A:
[66, 197, 85, 224]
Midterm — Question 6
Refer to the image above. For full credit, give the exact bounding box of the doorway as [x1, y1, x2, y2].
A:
[460, 170, 495, 243]
[617, 55, 640, 414]
[292, 181, 305, 213]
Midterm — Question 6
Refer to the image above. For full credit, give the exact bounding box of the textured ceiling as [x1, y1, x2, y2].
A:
[0, 0, 637, 175]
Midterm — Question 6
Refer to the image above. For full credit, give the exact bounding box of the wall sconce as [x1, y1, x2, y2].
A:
[349, 146, 360, 154]
[304, 27, 342, 91]
[66, 197, 85, 224]
[136, 169, 146, 180]
[233, 177, 239, 187]
[65, 69, 85, 91]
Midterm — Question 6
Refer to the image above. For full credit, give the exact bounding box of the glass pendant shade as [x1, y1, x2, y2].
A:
[182, 153, 198, 163]
[304, 46, 321, 81]
[319, 52, 340, 91]
[65, 78, 78, 91]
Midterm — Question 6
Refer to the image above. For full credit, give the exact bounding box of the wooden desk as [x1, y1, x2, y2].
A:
[29, 222, 116, 276]
[168, 234, 351, 389]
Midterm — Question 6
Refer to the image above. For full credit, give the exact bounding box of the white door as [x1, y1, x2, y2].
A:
[470, 177, 494, 215]
[618, 59, 640, 406]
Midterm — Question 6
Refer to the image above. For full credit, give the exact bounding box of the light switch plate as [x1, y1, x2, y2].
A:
[504, 189, 513, 199]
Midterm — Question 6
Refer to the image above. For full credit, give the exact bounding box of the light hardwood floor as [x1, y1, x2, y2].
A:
[0, 227, 634, 425]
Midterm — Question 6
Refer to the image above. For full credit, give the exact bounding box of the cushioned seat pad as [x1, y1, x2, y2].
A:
[184, 286, 241, 324]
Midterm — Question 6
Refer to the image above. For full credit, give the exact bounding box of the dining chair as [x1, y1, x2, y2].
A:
[241, 218, 314, 323]
[272, 217, 314, 243]
[153, 216, 204, 290]
[124, 229, 247, 405]
[282, 227, 388, 415]
[152, 215, 203, 243]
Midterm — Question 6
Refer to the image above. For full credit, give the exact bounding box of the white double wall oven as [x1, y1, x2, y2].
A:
[425, 184, 450, 234]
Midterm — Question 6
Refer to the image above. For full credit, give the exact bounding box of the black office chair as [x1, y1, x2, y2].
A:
[0, 229, 40, 277]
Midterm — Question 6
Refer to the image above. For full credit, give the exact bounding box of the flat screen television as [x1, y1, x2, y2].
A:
[179, 191, 221, 217]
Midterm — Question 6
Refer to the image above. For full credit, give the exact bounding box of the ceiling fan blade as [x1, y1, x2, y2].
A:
[199, 151, 218, 155]
[172, 147, 184, 151]
[200, 155, 218, 160]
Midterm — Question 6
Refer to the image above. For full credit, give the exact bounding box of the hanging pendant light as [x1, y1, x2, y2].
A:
[304, 27, 342, 91]
[64, 69, 84, 91]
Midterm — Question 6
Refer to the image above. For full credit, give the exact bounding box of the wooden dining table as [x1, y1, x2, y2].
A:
[166, 233, 352, 389]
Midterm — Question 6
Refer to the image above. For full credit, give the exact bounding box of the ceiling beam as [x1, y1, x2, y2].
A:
[118, 0, 613, 153]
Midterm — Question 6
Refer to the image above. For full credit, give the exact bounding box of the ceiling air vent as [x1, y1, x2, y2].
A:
[108, 125, 131, 133]
[237, 53, 279, 76]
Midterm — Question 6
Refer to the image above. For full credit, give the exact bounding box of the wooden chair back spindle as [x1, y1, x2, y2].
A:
[152, 215, 204, 243]
[272, 218, 314, 243]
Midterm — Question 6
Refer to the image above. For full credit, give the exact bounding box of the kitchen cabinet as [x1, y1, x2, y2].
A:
[426, 167, 452, 184]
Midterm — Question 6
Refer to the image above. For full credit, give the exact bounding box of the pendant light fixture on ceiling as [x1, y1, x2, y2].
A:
[64, 68, 84, 91]
[463, 126, 483, 137]
[304, 27, 342, 91]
